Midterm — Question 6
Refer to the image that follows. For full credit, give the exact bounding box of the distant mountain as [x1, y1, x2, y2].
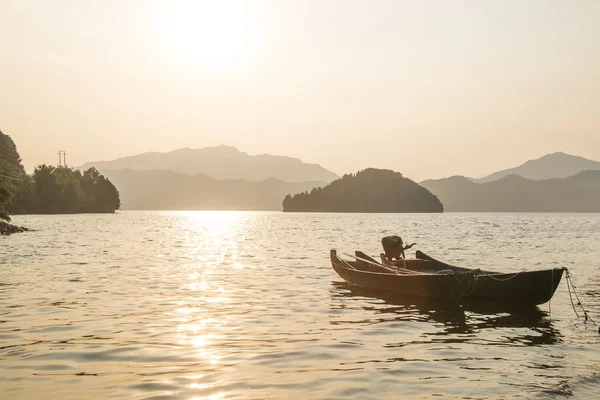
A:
[100, 168, 325, 211]
[80, 146, 338, 183]
[474, 152, 600, 183]
[283, 169, 443, 213]
[420, 170, 600, 212]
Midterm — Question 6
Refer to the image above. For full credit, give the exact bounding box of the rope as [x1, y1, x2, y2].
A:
[446, 268, 518, 300]
[449, 268, 523, 298]
[448, 268, 524, 299]
[565, 269, 580, 318]
[565, 268, 597, 326]
[452, 270, 480, 298]
[549, 268, 553, 315]
[479, 270, 524, 281]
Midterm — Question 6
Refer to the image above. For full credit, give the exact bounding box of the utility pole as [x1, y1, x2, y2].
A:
[57, 150, 67, 168]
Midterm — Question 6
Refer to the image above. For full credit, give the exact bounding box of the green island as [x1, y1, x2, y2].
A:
[282, 168, 443, 213]
[1, 130, 120, 234]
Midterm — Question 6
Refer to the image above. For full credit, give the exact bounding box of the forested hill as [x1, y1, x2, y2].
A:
[0, 129, 121, 219]
[282, 168, 443, 213]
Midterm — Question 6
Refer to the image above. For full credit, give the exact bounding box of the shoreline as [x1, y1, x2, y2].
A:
[0, 221, 30, 236]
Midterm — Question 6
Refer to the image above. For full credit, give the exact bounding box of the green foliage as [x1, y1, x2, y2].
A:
[94, 176, 120, 212]
[282, 168, 443, 213]
[61, 181, 87, 213]
[33, 165, 62, 213]
[23, 166, 120, 214]
[6, 175, 36, 214]
[0, 130, 27, 221]
[0, 186, 11, 221]
[1, 129, 120, 217]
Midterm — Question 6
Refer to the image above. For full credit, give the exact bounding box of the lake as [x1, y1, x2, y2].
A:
[1, 212, 600, 399]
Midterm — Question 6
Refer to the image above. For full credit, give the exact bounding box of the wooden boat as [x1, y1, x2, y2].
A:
[330, 249, 565, 307]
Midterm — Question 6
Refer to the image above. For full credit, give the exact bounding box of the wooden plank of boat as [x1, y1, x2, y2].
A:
[330, 249, 565, 307]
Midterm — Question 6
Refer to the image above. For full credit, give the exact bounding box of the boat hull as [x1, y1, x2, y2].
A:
[331, 250, 564, 306]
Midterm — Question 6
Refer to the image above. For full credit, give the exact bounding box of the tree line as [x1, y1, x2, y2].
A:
[0, 130, 120, 221]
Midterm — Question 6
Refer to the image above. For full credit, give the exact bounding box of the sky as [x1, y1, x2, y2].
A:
[1, 0, 599, 181]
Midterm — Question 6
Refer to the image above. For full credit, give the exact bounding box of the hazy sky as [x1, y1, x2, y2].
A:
[1, 0, 599, 181]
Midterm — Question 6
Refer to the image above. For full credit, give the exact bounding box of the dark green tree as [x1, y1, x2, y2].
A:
[28, 166, 120, 214]
[61, 181, 87, 213]
[0, 130, 27, 221]
[0, 186, 11, 221]
[81, 167, 101, 212]
[6, 175, 37, 214]
[33, 165, 62, 213]
[94, 176, 120, 212]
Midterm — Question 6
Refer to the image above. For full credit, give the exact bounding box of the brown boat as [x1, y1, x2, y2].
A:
[330, 249, 565, 307]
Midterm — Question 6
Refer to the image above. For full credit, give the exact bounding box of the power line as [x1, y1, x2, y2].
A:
[0, 168, 25, 180]
[0, 172, 24, 182]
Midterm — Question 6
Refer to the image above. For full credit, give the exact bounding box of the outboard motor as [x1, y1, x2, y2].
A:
[381, 235, 404, 261]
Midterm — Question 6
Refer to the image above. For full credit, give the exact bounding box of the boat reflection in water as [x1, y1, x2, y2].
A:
[329, 281, 562, 347]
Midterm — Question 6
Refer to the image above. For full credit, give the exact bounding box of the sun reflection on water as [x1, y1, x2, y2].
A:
[171, 211, 251, 398]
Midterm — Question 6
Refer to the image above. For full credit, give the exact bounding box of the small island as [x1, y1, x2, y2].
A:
[282, 168, 443, 213]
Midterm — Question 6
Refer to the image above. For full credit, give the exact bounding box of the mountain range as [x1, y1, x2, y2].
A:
[420, 171, 600, 212]
[101, 169, 324, 211]
[80, 145, 338, 183]
[420, 152, 600, 212]
[83, 147, 600, 212]
[471, 152, 600, 183]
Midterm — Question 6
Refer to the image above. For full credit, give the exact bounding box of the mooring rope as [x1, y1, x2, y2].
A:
[449, 268, 523, 299]
[479, 270, 524, 282]
[565, 268, 597, 327]
[452, 270, 480, 297]
[565, 269, 580, 318]
[549, 268, 554, 315]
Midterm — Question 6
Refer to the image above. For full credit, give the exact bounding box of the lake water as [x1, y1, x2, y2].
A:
[1, 212, 600, 399]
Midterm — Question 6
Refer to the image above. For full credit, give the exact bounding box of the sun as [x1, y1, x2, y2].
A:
[158, 1, 255, 72]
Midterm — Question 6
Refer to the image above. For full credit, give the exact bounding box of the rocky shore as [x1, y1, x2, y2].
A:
[0, 221, 29, 235]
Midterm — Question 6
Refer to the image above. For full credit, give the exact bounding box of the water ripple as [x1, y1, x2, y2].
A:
[1, 211, 600, 399]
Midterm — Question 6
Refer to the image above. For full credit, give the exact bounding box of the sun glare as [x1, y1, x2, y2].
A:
[158, 1, 255, 71]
